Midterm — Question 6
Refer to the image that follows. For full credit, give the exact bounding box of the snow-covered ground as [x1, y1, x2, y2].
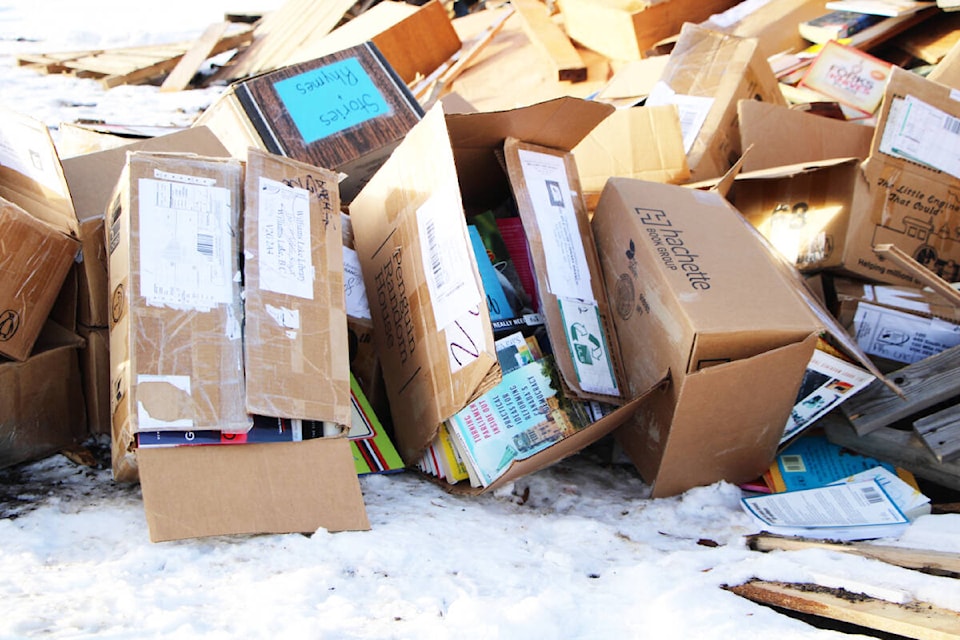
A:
[2, 2, 959, 638]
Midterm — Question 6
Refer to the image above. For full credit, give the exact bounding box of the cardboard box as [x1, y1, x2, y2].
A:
[242, 149, 352, 424]
[108, 151, 369, 541]
[349, 98, 667, 490]
[557, 0, 742, 61]
[572, 105, 690, 210]
[738, 100, 875, 173]
[590, 178, 822, 497]
[645, 23, 786, 182]
[107, 152, 250, 477]
[0, 321, 87, 470]
[722, 157, 865, 272]
[847, 66, 960, 287]
[707, 0, 827, 59]
[194, 42, 423, 204]
[0, 106, 84, 361]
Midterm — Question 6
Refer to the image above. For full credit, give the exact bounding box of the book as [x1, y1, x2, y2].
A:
[799, 40, 892, 115]
[824, 0, 935, 17]
[443, 356, 593, 488]
[799, 10, 886, 44]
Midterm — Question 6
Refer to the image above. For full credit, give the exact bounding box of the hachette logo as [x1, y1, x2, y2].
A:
[634, 207, 712, 290]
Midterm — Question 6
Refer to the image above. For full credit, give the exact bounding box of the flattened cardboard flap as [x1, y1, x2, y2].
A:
[138, 437, 370, 542]
[0, 105, 77, 236]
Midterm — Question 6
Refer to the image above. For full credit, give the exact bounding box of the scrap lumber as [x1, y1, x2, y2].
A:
[14, 26, 253, 89]
[874, 244, 960, 310]
[840, 344, 960, 436]
[914, 405, 960, 463]
[209, 0, 356, 84]
[511, 0, 587, 82]
[160, 22, 231, 92]
[727, 579, 960, 640]
[824, 415, 960, 492]
[413, 4, 515, 107]
[746, 533, 960, 578]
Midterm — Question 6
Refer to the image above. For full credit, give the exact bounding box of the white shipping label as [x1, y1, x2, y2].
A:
[645, 82, 714, 154]
[258, 177, 315, 299]
[558, 298, 619, 396]
[138, 178, 234, 311]
[853, 302, 960, 364]
[136, 374, 193, 430]
[416, 185, 482, 331]
[879, 95, 960, 180]
[517, 149, 594, 303]
[343, 246, 371, 320]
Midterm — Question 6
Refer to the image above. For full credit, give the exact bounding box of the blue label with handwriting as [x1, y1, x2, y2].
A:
[273, 57, 391, 143]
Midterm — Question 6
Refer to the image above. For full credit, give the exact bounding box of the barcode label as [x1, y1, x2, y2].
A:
[196, 233, 214, 256]
[781, 454, 805, 473]
[425, 218, 446, 290]
[944, 116, 960, 136]
[860, 485, 883, 504]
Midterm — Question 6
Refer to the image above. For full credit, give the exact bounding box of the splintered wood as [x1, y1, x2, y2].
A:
[15, 24, 253, 89]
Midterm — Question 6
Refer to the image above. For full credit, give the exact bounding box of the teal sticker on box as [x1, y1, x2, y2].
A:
[273, 57, 391, 143]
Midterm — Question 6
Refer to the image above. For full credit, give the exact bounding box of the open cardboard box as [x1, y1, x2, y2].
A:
[108, 150, 369, 541]
[349, 96, 843, 497]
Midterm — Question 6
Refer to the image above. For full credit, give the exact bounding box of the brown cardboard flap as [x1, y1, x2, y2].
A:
[738, 101, 874, 173]
[502, 137, 626, 403]
[138, 437, 370, 542]
[242, 149, 352, 425]
[0, 105, 78, 237]
[349, 104, 499, 463]
[445, 96, 614, 212]
[61, 126, 229, 223]
[649, 334, 819, 497]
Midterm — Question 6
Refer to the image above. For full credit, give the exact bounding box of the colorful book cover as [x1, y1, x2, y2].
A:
[348, 373, 404, 475]
[446, 356, 591, 487]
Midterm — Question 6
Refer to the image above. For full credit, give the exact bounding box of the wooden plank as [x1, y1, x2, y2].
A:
[840, 344, 960, 436]
[823, 414, 960, 492]
[161, 22, 233, 92]
[746, 533, 960, 578]
[512, 0, 586, 83]
[212, 0, 355, 82]
[727, 580, 960, 640]
[874, 244, 960, 310]
[915, 404, 960, 463]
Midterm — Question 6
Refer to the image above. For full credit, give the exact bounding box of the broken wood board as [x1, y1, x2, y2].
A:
[746, 533, 960, 578]
[915, 404, 960, 463]
[727, 579, 960, 640]
[160, 22, 231, 92]
[16, 26, 252, 88]
[840, 344, 960, 436]
[823, 414, 960, 492]
[209, 0, 356, 83]
[512, 0, 587, 83]
[893, 11, 960, 65]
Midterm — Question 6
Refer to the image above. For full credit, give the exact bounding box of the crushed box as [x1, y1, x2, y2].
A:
[194, 41, 423, 203]
[591, 178, 823, 497]
[645, 23, 786, 182]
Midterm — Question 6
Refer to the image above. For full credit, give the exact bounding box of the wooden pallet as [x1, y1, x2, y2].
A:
[15, 24, 253, 89]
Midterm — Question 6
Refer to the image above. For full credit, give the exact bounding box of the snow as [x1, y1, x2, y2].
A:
[1, 2, 959, 638]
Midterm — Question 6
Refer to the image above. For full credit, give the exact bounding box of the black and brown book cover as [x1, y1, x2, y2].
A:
[235, 42, 423, 197]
